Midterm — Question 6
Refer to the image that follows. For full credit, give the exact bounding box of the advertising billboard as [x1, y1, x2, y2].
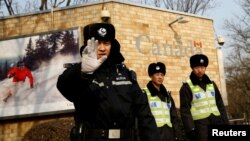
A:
[0, 28, 80, 119]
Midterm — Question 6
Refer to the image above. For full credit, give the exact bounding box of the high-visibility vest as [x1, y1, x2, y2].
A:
[143, 88, 172, 127]
[186, 79, 221, 120]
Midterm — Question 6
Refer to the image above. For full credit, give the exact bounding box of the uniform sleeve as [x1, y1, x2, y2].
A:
[56, 63, 88, 102]
[179, 83, 195, 133]
[169, 95, 182, 139]
[133, 83, 161, 141]
[213, 82, 229, 124]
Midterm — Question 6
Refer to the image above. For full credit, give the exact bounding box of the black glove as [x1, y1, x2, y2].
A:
[187, 129, 196, 141]
[30, 84, 34, 88]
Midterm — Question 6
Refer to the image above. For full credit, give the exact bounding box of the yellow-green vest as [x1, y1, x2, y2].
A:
[186, 79, 221, 120]
[143, 88, 172, 127]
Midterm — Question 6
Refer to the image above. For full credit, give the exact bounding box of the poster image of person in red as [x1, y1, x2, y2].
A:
[3, 61, 34, 102]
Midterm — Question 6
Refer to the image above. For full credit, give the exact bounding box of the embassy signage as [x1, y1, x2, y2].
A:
[135, 34, 203, 57]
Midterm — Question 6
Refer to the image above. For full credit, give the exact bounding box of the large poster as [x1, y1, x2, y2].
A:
[0, 28, 81, 119]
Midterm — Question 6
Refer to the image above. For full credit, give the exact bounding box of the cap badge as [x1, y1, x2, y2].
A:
[98, 27, 107, 37]
[200, 59, 204, 63]
[156, 66, 160, 70]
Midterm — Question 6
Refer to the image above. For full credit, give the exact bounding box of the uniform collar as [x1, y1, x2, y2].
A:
[190, 72, 212, 85]
[146, 81, 169, 101]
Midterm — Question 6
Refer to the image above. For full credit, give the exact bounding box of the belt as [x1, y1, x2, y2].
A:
[85, 129, 132, 139]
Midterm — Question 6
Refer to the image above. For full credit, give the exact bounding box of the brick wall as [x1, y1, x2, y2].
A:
[0, 1, 221, 140]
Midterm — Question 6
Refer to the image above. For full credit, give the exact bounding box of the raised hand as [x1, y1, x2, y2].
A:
[81, 37, 107, 74]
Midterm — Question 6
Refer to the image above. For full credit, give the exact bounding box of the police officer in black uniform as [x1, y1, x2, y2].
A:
[179, 54, 229, 141]
[57, 23, 161, 141]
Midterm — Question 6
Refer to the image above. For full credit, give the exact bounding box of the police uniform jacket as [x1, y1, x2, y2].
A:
[146, 81, 182, 141]
[179, 72, 229, 140]
[57, 44, 160, 141]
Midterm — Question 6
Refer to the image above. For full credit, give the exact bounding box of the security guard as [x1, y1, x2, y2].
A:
[143, 62, 182, 141]
[179, 54, 229, 141]
[57, 23, 160, 141]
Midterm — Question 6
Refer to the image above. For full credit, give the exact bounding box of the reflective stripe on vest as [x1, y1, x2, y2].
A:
[143, 88, 172, 127]
[186, 79, 220, 120]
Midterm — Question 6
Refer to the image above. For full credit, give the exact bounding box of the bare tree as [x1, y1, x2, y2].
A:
[161, 0, 216, 15]
[224, 0, 250, 122]
[39, 0, 72, 10]
[1, 0, 216, 16]
[39, 0, 48, 10]
[3, 0, 15, 15]
[130, 0, 217, 15]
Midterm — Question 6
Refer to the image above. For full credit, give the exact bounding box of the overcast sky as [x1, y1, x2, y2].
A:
[204, 0, 243, 58]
